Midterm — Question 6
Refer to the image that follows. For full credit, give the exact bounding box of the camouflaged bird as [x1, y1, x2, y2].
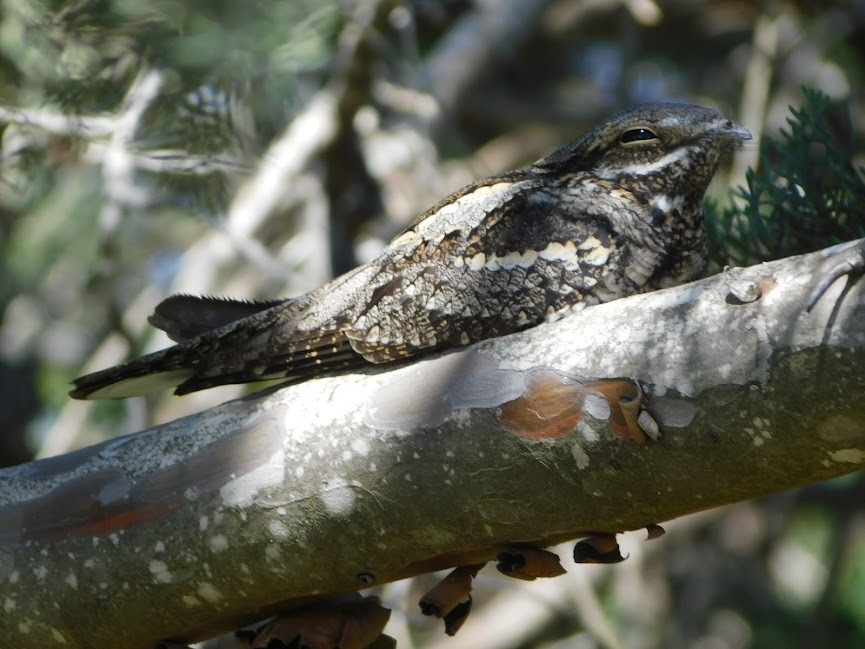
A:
[70, 103, 751, 399]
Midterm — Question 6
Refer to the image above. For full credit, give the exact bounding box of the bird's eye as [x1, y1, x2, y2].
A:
[620, 127, 658, 144]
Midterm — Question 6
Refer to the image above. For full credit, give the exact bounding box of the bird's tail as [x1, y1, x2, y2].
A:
[69, 295, 282, 400]
[69, 344, 199, 400]
[69, 294, 364, 399]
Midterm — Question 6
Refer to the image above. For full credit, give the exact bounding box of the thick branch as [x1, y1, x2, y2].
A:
[1, 240, 864, 648]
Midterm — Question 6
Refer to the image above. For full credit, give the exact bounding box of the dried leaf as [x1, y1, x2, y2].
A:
[419, 564, 485, 617]
[573, 534, 626, 564]
[251, 595, 391, 649]
[496, 546, 566, 580]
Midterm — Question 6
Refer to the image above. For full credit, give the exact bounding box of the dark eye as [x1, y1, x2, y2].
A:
[620, 127, 658, 144]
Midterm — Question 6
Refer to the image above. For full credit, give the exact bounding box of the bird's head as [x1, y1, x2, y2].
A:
[534, 102, 752, 201]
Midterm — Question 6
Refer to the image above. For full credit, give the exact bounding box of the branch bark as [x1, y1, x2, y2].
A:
[2, 240, 864, 649]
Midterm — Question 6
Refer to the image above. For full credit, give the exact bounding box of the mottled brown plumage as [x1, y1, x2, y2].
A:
[70, 103, 750, 399]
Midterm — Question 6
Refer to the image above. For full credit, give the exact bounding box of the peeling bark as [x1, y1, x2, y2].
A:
[1, 240, 864, 649]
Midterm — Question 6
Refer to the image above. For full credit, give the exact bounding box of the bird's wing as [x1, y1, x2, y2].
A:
[338, 188, 622, 362]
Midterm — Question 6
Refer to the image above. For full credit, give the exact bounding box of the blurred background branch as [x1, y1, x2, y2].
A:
[0, 1, 864, 647]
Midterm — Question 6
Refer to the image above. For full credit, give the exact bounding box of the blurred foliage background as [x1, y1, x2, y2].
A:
[1, 0, 864, 647]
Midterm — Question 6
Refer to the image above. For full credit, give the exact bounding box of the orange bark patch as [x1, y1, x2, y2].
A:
[498, 373, 585, 438]
[498, 370, 646, 441]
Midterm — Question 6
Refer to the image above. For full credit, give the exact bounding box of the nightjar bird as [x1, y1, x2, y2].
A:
[70, 103, 751, 399]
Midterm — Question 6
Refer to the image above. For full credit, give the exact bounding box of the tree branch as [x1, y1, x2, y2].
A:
[1, 239, 864, 649]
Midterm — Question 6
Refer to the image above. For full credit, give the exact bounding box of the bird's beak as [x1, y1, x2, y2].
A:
[715, 121, 752, 141]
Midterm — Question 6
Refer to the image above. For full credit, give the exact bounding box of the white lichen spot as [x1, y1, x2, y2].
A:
[18, 621, 31, 634]
[209, 535, 229, 553]
[83, 559, 96, 569]
[583, 393, 611, 420]
[64, 572, 78, 589]
[51, 628, 67, 644]
[9, 570, 19, 584]
[154, 541, 165, 553]
[320, 478, 357, 516]
[264, 545, 282, 562]
[829, 449, 865, 463]
[342, 450, 353, 462]
[3, 597, 15, 612]
[268, 520, 289, 539]
[571, 443, 590, 470]
[752, 437, 764, 447]
[576, 419, 600, 442]
[182, 594, 202, 607]
[33, 565, 47, 581]
[295, 465, 305, 479]
[468, 252, 486, 271]
[149, 560, 173, 584]
[240, 563, 250, 575]
[197, 582, 222, 604]
[109, 533, 120, 546]
[351, 438, 370, 457]
[199, 516, 209, 531]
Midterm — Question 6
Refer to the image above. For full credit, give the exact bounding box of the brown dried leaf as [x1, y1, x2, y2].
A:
[645, 523, 666, 540]
[419, 564, 485, 617]
[573, 534, 626, 564]
[251, 595, 391, 649]
[496, 546, 567, 580]
[443, 596, 472, 637]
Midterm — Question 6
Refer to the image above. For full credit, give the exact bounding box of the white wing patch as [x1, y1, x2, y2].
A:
[538, 240, 578, 265]
[393, 181, 519, 251]
[462, 235, 614, 273]
[578, 236, 612, 266]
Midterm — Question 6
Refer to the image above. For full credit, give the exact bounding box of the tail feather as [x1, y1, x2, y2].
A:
[69, 346, 196, 400]
[148, 295, 284, 342]
[70, 317, 366, 399]
[174, 330, 362, 394]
